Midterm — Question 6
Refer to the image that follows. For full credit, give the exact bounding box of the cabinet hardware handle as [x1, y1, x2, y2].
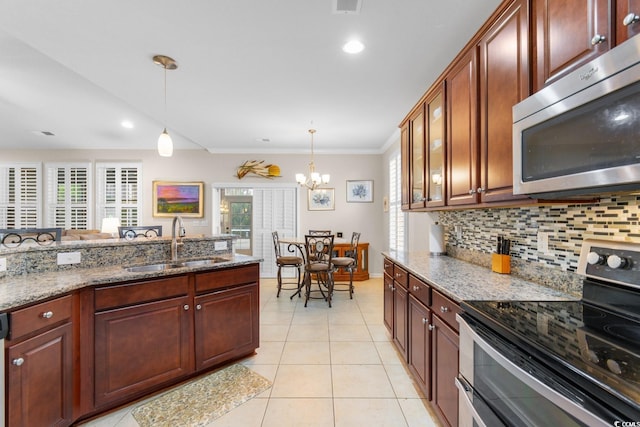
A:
[413, 285, 419, 291]
[428, 324, 435, 331]
[395, 273, 401, 278]
[440, 306, 449, 313]
[40, 311, 54, 319]
[183, 304, 190, 311]
[468, 189, 476, 195]
[623, 13, 640, 26]
[196, 304, 202, 310]
[477, 187, 485, 193]
[591, 34, 606, 45]
[422, 318, 428, 325]
[12, 357, 24, 366]
[392, 286, 396, 291]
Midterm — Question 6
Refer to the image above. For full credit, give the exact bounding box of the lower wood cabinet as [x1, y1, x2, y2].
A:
[194, 283, 259, 370]
[408, 295, 431, 399]
[383, 257, 460, 427]
[6, 294, 74, 427]
[94, 294, 193, 407]
[7, 322, 73, 427]
[431, 314, 459, 427]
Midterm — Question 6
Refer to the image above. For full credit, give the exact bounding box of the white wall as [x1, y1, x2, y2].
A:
[2, 149, 385, 276]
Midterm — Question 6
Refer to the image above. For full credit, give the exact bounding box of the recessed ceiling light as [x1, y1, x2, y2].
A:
[121, 120, 134, 129]
[343, 40, 365, 54]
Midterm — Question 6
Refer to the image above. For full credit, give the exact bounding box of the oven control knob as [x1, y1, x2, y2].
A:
[586, 252, 605, 265]
[606, 254, 629, 269]
[606, 359, 622, 375]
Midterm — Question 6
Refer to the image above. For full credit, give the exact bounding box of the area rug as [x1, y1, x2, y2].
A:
[132, 364, 271, 427]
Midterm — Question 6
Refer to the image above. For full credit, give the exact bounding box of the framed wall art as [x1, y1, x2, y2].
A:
[346, 180, 373, 203]
[307, 188, 335, 211]
[153, 181, 204, 217]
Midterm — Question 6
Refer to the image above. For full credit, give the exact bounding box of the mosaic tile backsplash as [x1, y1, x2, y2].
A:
[438, 193, 640, 295]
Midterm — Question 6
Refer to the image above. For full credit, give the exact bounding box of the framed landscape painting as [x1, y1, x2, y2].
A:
[308, 188, 335, 211]
[346, 180, 373, 203]
[153, 181, 204, 217]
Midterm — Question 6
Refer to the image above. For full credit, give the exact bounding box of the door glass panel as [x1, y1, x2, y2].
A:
[428, 93, 444, 202]
[411, 109, 425, 203]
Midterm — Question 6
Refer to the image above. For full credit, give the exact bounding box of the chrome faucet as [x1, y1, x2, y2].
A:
[171, 215, 186, 261]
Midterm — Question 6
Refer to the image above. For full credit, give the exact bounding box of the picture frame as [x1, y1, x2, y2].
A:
[346, 180, 373, 203]
[307, 188, 335, 211]
[153, 181, 204, 217]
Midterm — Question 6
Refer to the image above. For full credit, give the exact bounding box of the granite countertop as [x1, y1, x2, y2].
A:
[0, 254, 261, 311]
[383, 250, 579, 303]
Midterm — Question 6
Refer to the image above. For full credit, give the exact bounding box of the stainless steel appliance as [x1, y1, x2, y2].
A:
[512, 34, 640, 198]
[458, 239, 640, 426]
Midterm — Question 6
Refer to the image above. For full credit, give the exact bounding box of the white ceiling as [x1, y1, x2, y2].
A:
[0, 0, 501, 155]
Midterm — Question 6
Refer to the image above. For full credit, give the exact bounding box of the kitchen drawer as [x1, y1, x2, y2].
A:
[383, 258, 394, 277]
[95, 276, 189, 311]
[393, 266, 409, 290]
[408, 275, 431, 307]
[10, 294, 72, 340]
[432, 289, 461, 332]
[195, 263, 259, 293]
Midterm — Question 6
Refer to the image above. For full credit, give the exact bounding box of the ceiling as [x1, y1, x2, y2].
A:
[0, 0, 501, 155]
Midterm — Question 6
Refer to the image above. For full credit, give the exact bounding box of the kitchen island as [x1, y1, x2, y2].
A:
[0, 236, 261, 426]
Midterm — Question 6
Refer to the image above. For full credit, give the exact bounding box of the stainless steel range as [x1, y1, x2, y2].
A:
[457, 239, 640, 426]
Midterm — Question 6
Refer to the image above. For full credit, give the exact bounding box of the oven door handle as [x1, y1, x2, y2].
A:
[455, 376, 490, 427]
[457, 314, 610, 427]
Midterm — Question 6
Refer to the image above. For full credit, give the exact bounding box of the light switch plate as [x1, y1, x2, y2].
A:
[57, 252, 81, 265]
[0, 258, 6, 272]
[214, 241, 228, 251]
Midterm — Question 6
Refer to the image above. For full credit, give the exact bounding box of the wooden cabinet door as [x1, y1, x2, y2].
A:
[479, 0, 530, 203]
[94, 296, 193, 407]
[446, 49, 479, 206]
[194, 283, 259, 371]
[409, 104, 426, 209]
[393, 285, 408, 361]
[431, 315, 459, 427]
[408, 296, 431, 399]
[7, 322, 73, 427]
[383, 273, 394, 333]
[616, 0, 640, 43]
[533, 0, 610, 90]
[400, 122, 411, 210]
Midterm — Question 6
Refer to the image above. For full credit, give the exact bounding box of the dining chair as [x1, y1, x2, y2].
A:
[0, 228, 62, 247]
[308, 230, 331, 236]
[118, 225, 163, 240]
[303, 234, 336, 307]
[331, 231, 360, 299]
[272, 231, 304, 298]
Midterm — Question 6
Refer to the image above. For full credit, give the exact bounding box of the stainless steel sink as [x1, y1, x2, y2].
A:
[178, 257, 229, 267]
[124, 262, 183, 272]
[124, 257, 229, 272]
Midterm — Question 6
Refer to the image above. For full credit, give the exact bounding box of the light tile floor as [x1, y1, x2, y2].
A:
[78, 277, 440, 426]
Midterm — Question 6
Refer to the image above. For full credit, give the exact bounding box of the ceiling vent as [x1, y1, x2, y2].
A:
[32, 130, 55, 136]
[332, 0, 362, 14]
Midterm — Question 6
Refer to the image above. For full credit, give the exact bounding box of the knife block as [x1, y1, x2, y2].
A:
[491, 254, 511, 274]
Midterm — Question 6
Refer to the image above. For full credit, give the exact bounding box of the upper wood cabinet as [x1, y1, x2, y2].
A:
[446, 49, 479, 207]
[533, 0, 611, 90]
[616, 0, 640, 42]
[479, 0, 530, 203]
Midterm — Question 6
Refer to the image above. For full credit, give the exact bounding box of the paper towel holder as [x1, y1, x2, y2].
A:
[430, 222, 447, 256]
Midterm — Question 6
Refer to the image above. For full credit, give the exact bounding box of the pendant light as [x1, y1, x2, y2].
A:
[153, 55, 178, 157]
[296, 128, 330, 190]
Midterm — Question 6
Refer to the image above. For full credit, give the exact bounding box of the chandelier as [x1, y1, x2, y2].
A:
[296, 128, 330, 190]
[153, 54, 178, 157]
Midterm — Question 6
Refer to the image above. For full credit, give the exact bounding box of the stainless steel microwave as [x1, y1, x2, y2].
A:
[513, 35, 640, 198]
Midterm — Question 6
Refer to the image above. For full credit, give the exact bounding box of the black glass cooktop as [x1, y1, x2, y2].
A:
[462, 294, 640, 413]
